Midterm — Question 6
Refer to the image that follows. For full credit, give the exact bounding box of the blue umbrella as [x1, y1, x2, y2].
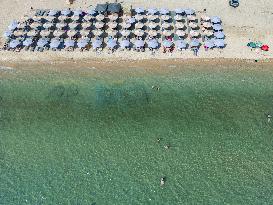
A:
[87, 9, 96, 16]
[9, 39, 20, 48]
[175, 8, 184, 14]
[61, 9, 71, 16]
[127, 18, 136, 24]
[162, 40, 173, 48]
[135, 40, 144, 48]
[211, 16, 221, 24]
[48, 10, 58, 16]
[185, 8, 195, 15]
[147, 8, 158, 15]
[213, 24, 223, 31]
[120, 39, 130, 48]
[214, 39, 225, 48]
[8, 20, 18, 30]
[135, 7, 144, 14]
[3, 30, 12, 38]
[190, 39, 200, 47]
[50, 39, 60, 48]
[107, 39, 117, 48]
[73, 9, 83, 16]
[204, 40, 214, 48]
[92, 38, 102, 48]
[23, 38, 33, 46]
[37, 38, 48, 47]
[147, 39, 159, 49]
[176, 40, 187, 49]
[160, 8, 169, 15]
[64, 39, 75, 47]
[214, 31, 225, 39]
[77, 39, 89, 48]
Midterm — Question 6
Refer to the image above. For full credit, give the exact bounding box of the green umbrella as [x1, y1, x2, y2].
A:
[247, 42, 257, 48]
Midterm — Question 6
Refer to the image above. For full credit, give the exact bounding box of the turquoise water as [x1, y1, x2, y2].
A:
[1, 63, 273, 204]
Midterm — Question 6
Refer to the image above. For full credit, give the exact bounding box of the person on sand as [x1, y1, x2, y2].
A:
[160, 177, 166, 187]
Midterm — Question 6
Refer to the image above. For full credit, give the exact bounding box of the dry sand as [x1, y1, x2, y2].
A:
[0, 0, 272, 62]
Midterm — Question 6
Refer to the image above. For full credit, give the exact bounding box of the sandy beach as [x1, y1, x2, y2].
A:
[0, 0, 272, 62]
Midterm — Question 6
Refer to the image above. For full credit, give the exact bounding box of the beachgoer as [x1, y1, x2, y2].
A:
[267, 113, 272, 122]
[157, 138, 161, 143]
[160, 177, 165, 187]
[164, 144, 170, 149]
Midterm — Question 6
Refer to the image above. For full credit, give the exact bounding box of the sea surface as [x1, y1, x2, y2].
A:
[0, 62, 273, 205]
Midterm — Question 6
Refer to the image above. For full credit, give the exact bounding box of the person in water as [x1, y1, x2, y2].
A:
[160, 177, 166, 187]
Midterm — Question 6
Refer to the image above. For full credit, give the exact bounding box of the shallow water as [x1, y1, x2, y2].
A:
[1, 63, 273, 204]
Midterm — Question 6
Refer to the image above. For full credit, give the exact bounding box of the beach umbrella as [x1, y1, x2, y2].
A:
[77, 38, 89, 48]
[67, 30, 77, 37]
[187, 15, 197, 22]
[185, 8, 195, 15]
[161, 15, 170, 21]
[135, 39, 144, 48]
[175, 8, 184, 14]
[162, 40, 173, 48]
[64, 39, 75, 47]
[134, 29, 144, 37]
[17, 23, 27, 29]
[120, 39, 130, 48]
[204, 40, 215, 49]
[120, 29, 131, 37]
[8, 20, 18, 30]
[190, 30, 199, 37]
[109, 13, 119, 21]
[13, 30, 24, 37]
[203, 30, 213, 37]
[148, 30, 157, 37]
[83, 15, 93, 21]
[50, 38, 60, 48]
[255, 42, 263, 48]
[53, 30, 64, 37]
[175, 22, 185, 29]
[108, 21, 118, 29]
[73, 9, 83, 16]
[247, 42, 257, 48]
[135, 22, 144, 29]
[174, 15, 183, 21]
[61, 9, 71, 16]
[148, 22, 157, 29]
[87, 9, 96, 16]
[93, 29, 103, 36]
[92, 38, 102, 49]
[189, 22, 198, 29]
[147, 39, 159, 49]
[27, 30, 38, 37]
[211, 16, 221, 24]
[127, 18, 136, 24]
[9, 39, 20, 48]
[214, 31, 225, 39]
[147, 15, 158, 21]
[107, 38, 117, 49]
[162, 22, 171, 29]
[95, 21, 104, 29]
[48, 10, 58, 16]
[201, 15, 211, 22]
[22, 38, 33, 46]
[162, 30, 172, 37]
[80, 29, 90, 36]
[71, 15, 80, 21]
[135, 7, 144, 14]
[122, 22, 131, 29]
[40, 30, 51, 37]
[30, 22, 42, 29]
[58, 15, 68, 21]
[81, 22, 92, 29]
[190, 39, 200, 47]
[261, 45, 269, 51]
[96, 14, 105, 21]
[214, 39, 225, 48]
[108, 29, 118, 37]
[176, 40, 187, 49]
[68, 22, 78, 29]
[147, 8, 158, 15]
[135, 14, 144, 21]
[203, 22, 212, 28]
[3, 30, 12, 38]
[56, 22, 66, 29]
[213, 24, 223, 31]
[160, 8, 169, 15]
[43, 22, 53, 29]
[176, 30, 186, 37]
[37, 38, 48, 47]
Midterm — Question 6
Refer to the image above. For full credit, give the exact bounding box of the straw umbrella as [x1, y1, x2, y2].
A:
[175, 22, 186, 30]
[161, 15, 170, 21]
[135, 22, 144, 29]
[176, 30, 186, 37]
[148, 22, 157, 29]
[93, 29, 103, 37]
[134, 29, 144, 37]
[174, 15, 183, 21]
[13, 30, 24, 37]
[162, 30, 172, 37]
[96, 14, 105, 21]
[108, 21, 118, 29]
[162, 22, 171, 29]
[120, 30, 131, 37]
[67, 30, 77, 37]
[148, 30, 157, 37]
[95, 21, 104, 29]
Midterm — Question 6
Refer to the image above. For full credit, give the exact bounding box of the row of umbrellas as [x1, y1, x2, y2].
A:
[134, 7, 195, 15]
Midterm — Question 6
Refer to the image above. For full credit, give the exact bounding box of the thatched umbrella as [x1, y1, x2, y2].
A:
[95, 21, 104, 29]
[56, 22, 67, 29]
[135, 22, 144, 29]
[148, 30, 157, 37]
[174, 15, 183, 21]
[161, 15, 170, 21]
[162, 22, 171, 29]
[40, 30, 51, 37]
[96, 14, 105, 21]
[176, 30, 186, 37]
[175, 22, 185, 29]
[134, 29, 144, 37]
[148, 22, 157, 29]
[108, 21, 118, 29]
[13, 30, 24, 37]
[120, 29, 131, 37]
[93, 29, 103, 36]
[162, 30, 172, 37]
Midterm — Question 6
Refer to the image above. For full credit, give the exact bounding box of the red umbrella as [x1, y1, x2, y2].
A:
[261, 45, 269, 51]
